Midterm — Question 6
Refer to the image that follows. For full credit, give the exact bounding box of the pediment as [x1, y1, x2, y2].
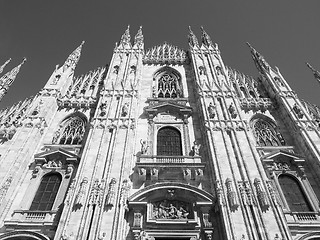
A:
[261, 150, 305, 172]
[262, 150, 304, 162]
[144, 101, 192, 120]
[34, 148, 79, 165]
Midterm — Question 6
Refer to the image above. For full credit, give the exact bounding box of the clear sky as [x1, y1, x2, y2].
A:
[0, 0, 320, 108]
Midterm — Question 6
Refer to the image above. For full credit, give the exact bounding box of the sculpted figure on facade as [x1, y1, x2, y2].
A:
[140, 139, 148, 154]
[152, 200, 190, 220]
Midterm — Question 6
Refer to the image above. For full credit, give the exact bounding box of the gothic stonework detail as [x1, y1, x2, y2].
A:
[0, 26, 320, 240]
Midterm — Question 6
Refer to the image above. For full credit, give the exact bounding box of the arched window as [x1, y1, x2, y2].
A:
[58, 116, 86, 145]
[156, 69, 182, 98]
[252, 118, 285, 146]
[30, 173, 62, 211]
[278, 175, 312, 212]
[157, 127, 182, 156]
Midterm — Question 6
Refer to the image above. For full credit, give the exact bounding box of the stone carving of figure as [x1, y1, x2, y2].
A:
[193, 141, 201, 156]
[208, 102, 216, 119]
[152, 200, 190, 220]
[140, 139, 148, 154]
[121, 103, 129, 117]
[52, 130, 60, 144]
[216, 66, 222, 75]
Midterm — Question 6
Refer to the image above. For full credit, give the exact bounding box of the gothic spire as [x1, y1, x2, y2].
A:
[120, 25, 131, 46]
[306, 62, 320, 84]
[200, 26, 213, 47]
[134, 26, 144, 48]
[0, 58, 11, 74]
[0, 58, 26, 101]
[63, 41, 85, 71]
[246, 42, 270, 73]
[188, 26, 199, 47]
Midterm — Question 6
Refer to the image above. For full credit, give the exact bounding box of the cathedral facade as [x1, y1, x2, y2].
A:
[0, 26, 319, 240]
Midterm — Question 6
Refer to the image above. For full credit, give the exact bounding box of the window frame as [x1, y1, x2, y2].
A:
[156, 126, 183, 156]
[29, 173, 62, 211]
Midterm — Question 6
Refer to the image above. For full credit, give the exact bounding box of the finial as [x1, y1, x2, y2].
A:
[246, 42, 270, 73]
[134, 26, 144, 48]
[120, 25, 131, 46]
[200, 26, 213, 47]
[0, 58, 26, 99]
[0, 58, 12, 74]
[306, 62, 320, 83]
[63, 41, 85, 71]
[188, 26, 199, 47]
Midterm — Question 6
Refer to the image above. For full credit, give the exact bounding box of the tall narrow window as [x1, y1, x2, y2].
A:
[156, 71, 182, 98]
[30, 173, 62, 211]
[157, 127, 182, 156]
[252, 118, 284, 146]
[58, 116, 86, 145]
[278, 175, 312, 212]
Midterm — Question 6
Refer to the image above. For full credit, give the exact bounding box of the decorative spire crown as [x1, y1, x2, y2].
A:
[246, 42, 270, 73]
[63, 41, 85, 71]
[306, 62, 320, 83]
[200, 26, 213, 47]
[134, 26, 144, 47]
[0, 58, 11, 74]
[188, 26, 199, 47]
[0, 58, 26, 91]
[120, 25, 131, 46]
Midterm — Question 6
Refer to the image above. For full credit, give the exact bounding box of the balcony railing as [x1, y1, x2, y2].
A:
[4, 210, 58, 227]
[285, 212, 320, 223]
[137, 155, 202, 165]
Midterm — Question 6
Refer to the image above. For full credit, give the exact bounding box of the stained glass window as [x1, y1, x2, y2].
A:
[157, 73, 182, 98]
[58, 116, 86, 145]
[252, 118, 284, 146]
[30, 174, 62, 211]
[278, 175, 312, 212]
[157, 127, 182, 156]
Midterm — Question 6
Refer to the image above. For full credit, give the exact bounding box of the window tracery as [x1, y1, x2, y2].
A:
[252, 118, 285, 146]
[157, 73, 181, 98]
[54, 116, 86, 145]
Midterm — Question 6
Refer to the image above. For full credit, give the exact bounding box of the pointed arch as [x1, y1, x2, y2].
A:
[250, 114, 285, 146]
[54, 113, 87, 145]
[153, 66, 183, 98]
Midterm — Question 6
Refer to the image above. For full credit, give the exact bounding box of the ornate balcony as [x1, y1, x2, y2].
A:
[4, 210, 58, 231]
[284, 212, 320, 230]
[136, 155, 205, 183]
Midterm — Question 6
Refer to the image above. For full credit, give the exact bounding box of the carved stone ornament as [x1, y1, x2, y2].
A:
[151, 199, 191, 220]
[192, 141, 201, 156]
[143, 42, 189, 65]
[121, 103, 129, 117]
[105, 178, 117, 207]
[133, 211, 142, 228]
[0, 176, 12, 203]
[89, 179, 103, 206]
[254, 178, 269, 209]
[74, 177, 88, 206]
[293, 103, 304, 119]
[140, 139, 148, 154]
[228, 103, 237, 119]
[207, 102, 216, 119]
[226, 178, 239, 210]
[119, 179, 131, 210]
